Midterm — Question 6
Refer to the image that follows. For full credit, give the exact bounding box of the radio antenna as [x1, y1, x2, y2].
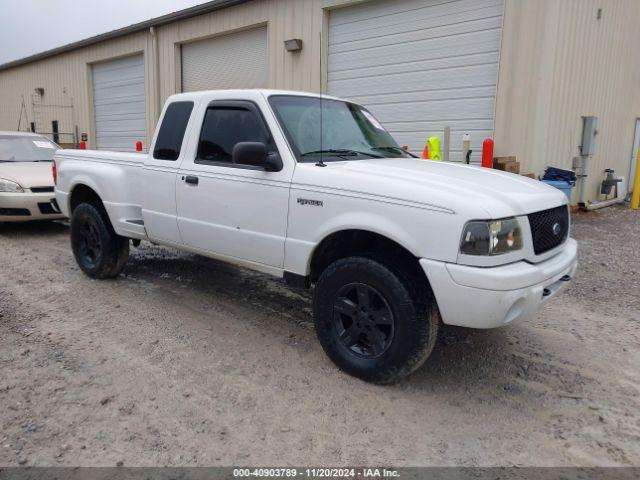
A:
[316, 31, 326, 167]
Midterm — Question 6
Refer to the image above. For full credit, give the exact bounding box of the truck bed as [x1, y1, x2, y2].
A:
[54, 149, 148, 239]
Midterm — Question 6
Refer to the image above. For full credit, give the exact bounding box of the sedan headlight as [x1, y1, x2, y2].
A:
[460, 218, 523, 256]
[0, 178, 24, 193]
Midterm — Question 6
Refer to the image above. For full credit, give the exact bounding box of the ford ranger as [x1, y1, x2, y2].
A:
[54, 90, 578, 383]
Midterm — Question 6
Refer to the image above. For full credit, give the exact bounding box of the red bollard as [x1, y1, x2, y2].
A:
[79, 141, 86, 150]
[481, 138, 494, 168]
[135, 141, 143, 152]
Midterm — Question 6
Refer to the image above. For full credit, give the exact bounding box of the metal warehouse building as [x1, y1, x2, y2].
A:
[1, 0, 639, 205]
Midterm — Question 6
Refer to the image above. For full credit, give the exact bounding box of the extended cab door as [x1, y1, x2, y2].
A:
[175, 95, 294, 270]
[142, 100, 195, 245]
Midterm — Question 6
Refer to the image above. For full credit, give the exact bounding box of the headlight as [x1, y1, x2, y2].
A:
[0, 178, 24, 193]
[460, 218, 523, 256]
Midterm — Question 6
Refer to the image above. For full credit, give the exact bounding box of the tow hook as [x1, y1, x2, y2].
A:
[544, 275, 571, 297]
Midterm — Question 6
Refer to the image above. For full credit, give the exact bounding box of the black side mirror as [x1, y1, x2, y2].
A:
[264, 152, 283, 172]
[232, 142, 282, 172]
[233, 142, 266, 166]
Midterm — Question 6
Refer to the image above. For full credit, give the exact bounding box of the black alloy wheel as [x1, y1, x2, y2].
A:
[332, 283, 394, 358]
[77, 215, 102, 269]
[70, 203, 129, 279]
[313, 256, 439, 383]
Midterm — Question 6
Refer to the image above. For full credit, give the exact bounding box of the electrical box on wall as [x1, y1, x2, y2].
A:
[580, 116, 598, 156]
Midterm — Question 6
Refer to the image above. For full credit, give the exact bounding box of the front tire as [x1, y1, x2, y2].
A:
[313, 256, 439, 384]
[70, 203, 129, 279]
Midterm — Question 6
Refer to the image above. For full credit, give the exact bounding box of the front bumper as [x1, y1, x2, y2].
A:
[421, 239, 578, 329]
[0, 191, 65, 222]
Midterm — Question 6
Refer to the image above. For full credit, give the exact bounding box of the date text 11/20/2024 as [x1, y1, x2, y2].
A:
[233, 468, 400, 478]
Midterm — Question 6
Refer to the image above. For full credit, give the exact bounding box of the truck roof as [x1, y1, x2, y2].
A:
[0, 131, 47, 138]
[166, 89, 347, 104]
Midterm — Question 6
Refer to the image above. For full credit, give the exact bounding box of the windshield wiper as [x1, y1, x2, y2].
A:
[300, 149, 384, 159]
[371, 146, 418, 158]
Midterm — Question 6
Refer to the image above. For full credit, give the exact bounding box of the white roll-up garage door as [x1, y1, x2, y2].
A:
[181, 27, 268, 92]
[92, 54, 146, 152]
[328, 0, 503, 162]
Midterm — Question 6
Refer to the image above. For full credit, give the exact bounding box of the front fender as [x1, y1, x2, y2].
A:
[284, 192, 462, 275]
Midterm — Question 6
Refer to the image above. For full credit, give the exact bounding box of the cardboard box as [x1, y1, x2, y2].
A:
[503, 162, 520, 174]
[493, 156, 516, 170]
[494, 156, 516, 164]
[493, 156, 520, 174]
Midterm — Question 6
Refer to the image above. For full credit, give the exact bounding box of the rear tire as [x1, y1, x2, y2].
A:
[70, 203, 129, 279]
[313, 256, 439, 384]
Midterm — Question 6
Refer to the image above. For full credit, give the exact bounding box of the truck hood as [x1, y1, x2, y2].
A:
[0, 161, 54, 188]
[294, 158, 567, 218]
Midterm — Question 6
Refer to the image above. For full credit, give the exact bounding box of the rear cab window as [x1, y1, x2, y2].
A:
[153, 101, 194, 160]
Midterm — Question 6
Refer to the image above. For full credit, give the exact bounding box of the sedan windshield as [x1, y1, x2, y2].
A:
[0, 135, 58, 162]
[268, 95, 413, 162]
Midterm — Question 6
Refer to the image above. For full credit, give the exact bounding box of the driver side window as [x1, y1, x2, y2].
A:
[196, 104, 274, 166]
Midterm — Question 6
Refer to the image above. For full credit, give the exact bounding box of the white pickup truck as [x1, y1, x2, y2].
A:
[54, 89, 577, 383]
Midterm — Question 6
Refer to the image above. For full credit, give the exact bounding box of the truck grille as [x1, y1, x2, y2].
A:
[527, 205, 569, 255]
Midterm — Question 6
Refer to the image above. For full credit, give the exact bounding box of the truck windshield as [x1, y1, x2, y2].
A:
[0, 135, 58, 162]
[268, 95, 413, 162]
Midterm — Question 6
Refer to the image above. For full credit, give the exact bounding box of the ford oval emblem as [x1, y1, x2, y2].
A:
[552, 222, 562, 235]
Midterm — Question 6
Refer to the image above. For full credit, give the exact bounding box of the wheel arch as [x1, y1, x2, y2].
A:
[69, 182, 104, 213]
[308, 229, 429, 288]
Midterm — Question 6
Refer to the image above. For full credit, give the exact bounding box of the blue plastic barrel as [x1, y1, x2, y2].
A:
[541, 179, 575, 200]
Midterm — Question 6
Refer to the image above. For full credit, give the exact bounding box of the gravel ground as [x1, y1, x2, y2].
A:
[0, 205, 638, 467]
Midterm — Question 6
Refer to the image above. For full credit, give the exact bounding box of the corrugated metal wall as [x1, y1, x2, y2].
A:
[0, 0, 639, 203]
[494, 0, 640, 203]
[0, 31, 158, 149]
[180, 26, 269, 91]
[326, 0, 504, 160]
[92, 54, 147, 151]
[0, 0, 330, 150]
[154, 0, 328, 99]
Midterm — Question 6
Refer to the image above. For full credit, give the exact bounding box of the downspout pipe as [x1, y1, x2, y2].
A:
[583, 176, 627, 210]
[150, 26, 161, 122]
[583, 196, 626, 210]
[577, 155, 589, 206]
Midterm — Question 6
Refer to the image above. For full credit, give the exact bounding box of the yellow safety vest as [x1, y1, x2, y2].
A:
[427, 137, 442, 161]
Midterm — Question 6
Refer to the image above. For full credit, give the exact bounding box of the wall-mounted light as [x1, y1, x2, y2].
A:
[284, 38, 303, 52]
[34, 87, 44, 96]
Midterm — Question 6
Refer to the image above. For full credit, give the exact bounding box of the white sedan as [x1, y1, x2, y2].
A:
[0, 131, 65, 222]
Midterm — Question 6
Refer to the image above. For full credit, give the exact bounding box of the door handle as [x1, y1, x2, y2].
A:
[184, 175, 199, 186]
